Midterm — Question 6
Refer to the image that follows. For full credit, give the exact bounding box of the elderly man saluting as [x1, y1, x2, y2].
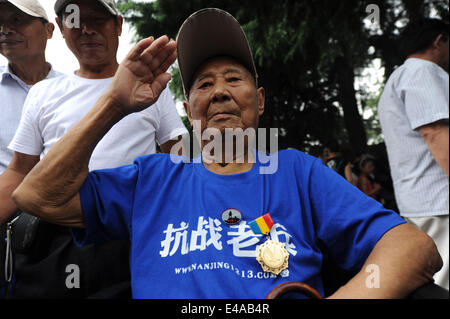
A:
[12, 9, 442, 299]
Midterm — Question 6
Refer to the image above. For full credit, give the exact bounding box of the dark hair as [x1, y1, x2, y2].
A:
[324, 139, 340, 153]
[39, 17, 50, 25]
[309, 145, 324, 158]
[359, 156, 375, 169]
[400, 18, 449, 59]
[57, 11, 63, 24]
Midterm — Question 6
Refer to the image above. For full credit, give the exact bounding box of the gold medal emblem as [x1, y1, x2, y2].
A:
[256, 239, 289, 275]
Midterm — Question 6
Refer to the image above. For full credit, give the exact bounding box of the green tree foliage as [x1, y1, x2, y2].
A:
[118, 0, 448, 154]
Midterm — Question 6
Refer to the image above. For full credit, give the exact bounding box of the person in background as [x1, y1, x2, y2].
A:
[378, 18, 449, 289]
[0, 0, 61, 298]
[308, 145, 326, 164]
[323, 139, 355, 185]
[357, 156, 381, 200]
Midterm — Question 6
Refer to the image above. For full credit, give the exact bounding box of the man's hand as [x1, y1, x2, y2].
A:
[106, 35, 177, 115]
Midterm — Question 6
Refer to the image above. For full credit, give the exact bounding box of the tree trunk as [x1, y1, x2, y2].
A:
[335, 56, 368, 154]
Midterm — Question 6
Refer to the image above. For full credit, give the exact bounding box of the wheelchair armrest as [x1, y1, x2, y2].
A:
[407, 282, 449, 299]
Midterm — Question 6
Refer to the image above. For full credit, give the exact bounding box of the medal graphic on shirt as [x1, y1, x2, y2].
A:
[249, 213, 289, 275]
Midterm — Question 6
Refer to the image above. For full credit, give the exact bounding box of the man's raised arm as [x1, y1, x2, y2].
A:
[12, 36, 177, 228]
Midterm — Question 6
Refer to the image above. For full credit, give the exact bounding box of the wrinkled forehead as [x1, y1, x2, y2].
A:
[191, 56, 257, 85]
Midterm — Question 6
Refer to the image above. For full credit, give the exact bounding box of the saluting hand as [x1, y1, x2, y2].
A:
[106, 35, 177, 114]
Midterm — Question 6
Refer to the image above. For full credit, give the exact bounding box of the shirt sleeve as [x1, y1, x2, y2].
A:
[402, 65, 449, 130]
[71, 163, 139, 246]
[154, 88, 188, 145]
[308, 159, 406, 272]
[8, 87, 44, 156]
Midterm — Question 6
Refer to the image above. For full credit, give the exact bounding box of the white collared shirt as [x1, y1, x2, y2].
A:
[0, 64, 62, 173]
[378, 58, 449, 217]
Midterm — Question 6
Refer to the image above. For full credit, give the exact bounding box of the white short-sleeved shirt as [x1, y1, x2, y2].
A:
[378, 58, 449, 217]
[9, 73, 187, 171]
[0, 64, 62, 173]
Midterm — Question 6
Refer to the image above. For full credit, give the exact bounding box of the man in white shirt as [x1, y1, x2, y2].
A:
[1, 0, 187, 298]
[0, 0, 60, 190]
[0, 0, 62, 298]
[378, 18, 449, 289]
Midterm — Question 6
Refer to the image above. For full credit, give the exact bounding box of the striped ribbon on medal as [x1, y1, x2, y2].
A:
[249, 213, 275, 235]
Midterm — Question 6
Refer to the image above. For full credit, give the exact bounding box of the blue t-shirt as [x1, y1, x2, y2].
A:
[73, 150, 405, 299]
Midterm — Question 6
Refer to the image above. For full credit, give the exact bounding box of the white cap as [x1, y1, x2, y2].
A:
[0, 0, 49, 21]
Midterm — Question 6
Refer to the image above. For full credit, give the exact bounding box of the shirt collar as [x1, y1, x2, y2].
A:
[0, 63, 55, 87]
[0, 64, 13, 82]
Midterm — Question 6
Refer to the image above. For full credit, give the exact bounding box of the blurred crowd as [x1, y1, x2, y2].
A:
[308, 140, 399, 213]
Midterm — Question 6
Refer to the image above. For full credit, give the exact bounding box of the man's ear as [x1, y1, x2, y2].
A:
[116, 15, 124, 37]
[257, 87, 265, 116]
[46, 22, 55, 40]
[183, 101, 193, 126]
